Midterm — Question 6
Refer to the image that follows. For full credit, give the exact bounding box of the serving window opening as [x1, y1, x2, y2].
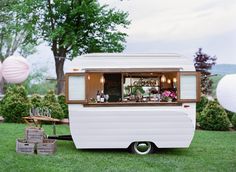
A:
[122, 72, 178, 103]
[85, 72, 180, 105]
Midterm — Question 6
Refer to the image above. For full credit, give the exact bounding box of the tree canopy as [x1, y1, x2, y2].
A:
[11, 0, 130, 93]
[194, 48, 217, 95]
[0, 0, 36, 61]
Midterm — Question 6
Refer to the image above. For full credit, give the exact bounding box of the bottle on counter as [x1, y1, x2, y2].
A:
[96, 90, 101, 103]
[105, 94, 109, 102]
[100, 90, 105, 103]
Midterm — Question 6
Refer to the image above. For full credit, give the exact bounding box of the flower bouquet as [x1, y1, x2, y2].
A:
[161, 90, 177, 102]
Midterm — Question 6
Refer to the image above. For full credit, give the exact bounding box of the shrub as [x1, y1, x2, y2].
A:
[44, 90, 57, 103]
[58, 95, 68, 118]
[214, 98, 236, 122]
[197, 96, 208, 113]
[231, 115, 236, 128]
[225, 110, 235, 121]
[199, 100, 230, 131]
[30, 94, 43, 108]
[0, 85, 30, 123]
[196, 112, 201, 123]
[42, 90, 64, 119]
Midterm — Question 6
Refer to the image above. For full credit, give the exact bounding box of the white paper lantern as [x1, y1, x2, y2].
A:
[216, 74, 236, 112]
[2, 55, 30, 83]
[0, 62, 2, 81]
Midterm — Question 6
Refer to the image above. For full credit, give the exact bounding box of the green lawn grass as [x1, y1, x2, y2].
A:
[0, 123, 235, 172]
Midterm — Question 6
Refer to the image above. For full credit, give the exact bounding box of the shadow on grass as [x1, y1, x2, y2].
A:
[79, 148, 128, 154]
[56, 138, 191, 156]
[156, 148, 188, 155]
[76, 147, 189, 155]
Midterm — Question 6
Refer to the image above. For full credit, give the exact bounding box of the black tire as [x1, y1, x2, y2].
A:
[130, 142, 154, 155]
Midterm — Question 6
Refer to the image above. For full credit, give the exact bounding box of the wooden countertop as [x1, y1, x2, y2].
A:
[84, 101, 182, 107]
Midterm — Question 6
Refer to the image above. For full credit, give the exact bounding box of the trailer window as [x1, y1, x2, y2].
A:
[86, 73, 122, 102]
[122, 72, 177, 102]
[177, 72, 201, 102]
[84, 72, 180, 106]
[65, 73, 86, 103]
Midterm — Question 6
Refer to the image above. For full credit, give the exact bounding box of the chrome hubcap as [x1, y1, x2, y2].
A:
[134, 142, 151, 155]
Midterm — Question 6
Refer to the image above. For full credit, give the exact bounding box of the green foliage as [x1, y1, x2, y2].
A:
[0, 85, 30, 123]
[44, 90, 57, 103]
[210, 75, 223, 97]
[231, 115, 236, 128]
[26, 81, 56, 95]
[29, 92, 67, 119]
[11, 0, 130, 93]
[30, 94, 42, 108]
[58, 95, 68, 118]
[0, 0, 37, 61]
[196, 112, 200, 123]
[5, 71, 56, 102]
[199, 100, 230, 131]
[225, 110, 235, 121]
[12, 0, 130, 59]
[42, 90, 64, 119]
[4, 68, 56, 95]
[214, 98, 235, 122]
[194, 48, 216, 95]
[196, 96, 208, 113]
[131, 86, 145, 95]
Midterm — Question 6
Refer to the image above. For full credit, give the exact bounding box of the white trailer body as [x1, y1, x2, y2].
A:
[65, 53, 200, 151]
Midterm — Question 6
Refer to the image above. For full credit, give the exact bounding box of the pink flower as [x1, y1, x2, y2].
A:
[162, 91, 177, 99]
[170, 92, 176, 98]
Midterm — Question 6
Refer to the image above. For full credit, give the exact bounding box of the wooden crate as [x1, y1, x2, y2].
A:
[37, 139, 56, 155]
[16, 139, 35, 154]
[25, 127, 44, 143]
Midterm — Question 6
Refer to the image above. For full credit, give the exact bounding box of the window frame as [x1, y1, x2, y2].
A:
[65, 72, 88, 104]
[65, 71, 200, 106]
[177, 71, 201, 103]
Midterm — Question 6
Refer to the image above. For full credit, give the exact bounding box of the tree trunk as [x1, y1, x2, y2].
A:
[51, 39, 66, 94]
[55, 57, 65, 95]
[0, 79, 4, 95]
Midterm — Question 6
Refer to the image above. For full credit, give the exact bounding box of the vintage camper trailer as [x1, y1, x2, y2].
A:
[65, 53, 200, 154]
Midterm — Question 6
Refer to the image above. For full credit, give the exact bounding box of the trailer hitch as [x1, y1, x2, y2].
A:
[48, 135, 73, 141]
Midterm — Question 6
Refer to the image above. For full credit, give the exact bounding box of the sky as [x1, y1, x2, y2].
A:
[28, 0, 236, 77]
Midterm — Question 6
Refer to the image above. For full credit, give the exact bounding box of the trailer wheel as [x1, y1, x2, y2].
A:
[130, 142, 154, 155]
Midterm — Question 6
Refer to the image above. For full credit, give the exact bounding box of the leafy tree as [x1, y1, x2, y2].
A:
[22, 67, 56, 95]
[0, 0, 37, 60]
[194, 48, 217, 95]
[12, 0, 130, 94]
[0, 0, 36, 93]
[3, 67, 56, 95]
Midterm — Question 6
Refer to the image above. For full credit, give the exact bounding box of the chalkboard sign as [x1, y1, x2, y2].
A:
[104, 73, 122, 102]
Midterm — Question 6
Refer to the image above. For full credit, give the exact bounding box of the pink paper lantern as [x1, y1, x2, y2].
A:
[0, 62, 2, 81]
[2, 55, 30, 83]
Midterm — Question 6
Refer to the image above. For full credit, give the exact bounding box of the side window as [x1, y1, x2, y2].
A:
[178, 72, 200, 102]
[65, 73, 86, 103]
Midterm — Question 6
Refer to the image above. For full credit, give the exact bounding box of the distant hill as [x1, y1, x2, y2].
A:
[211, 64, 236, 75]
